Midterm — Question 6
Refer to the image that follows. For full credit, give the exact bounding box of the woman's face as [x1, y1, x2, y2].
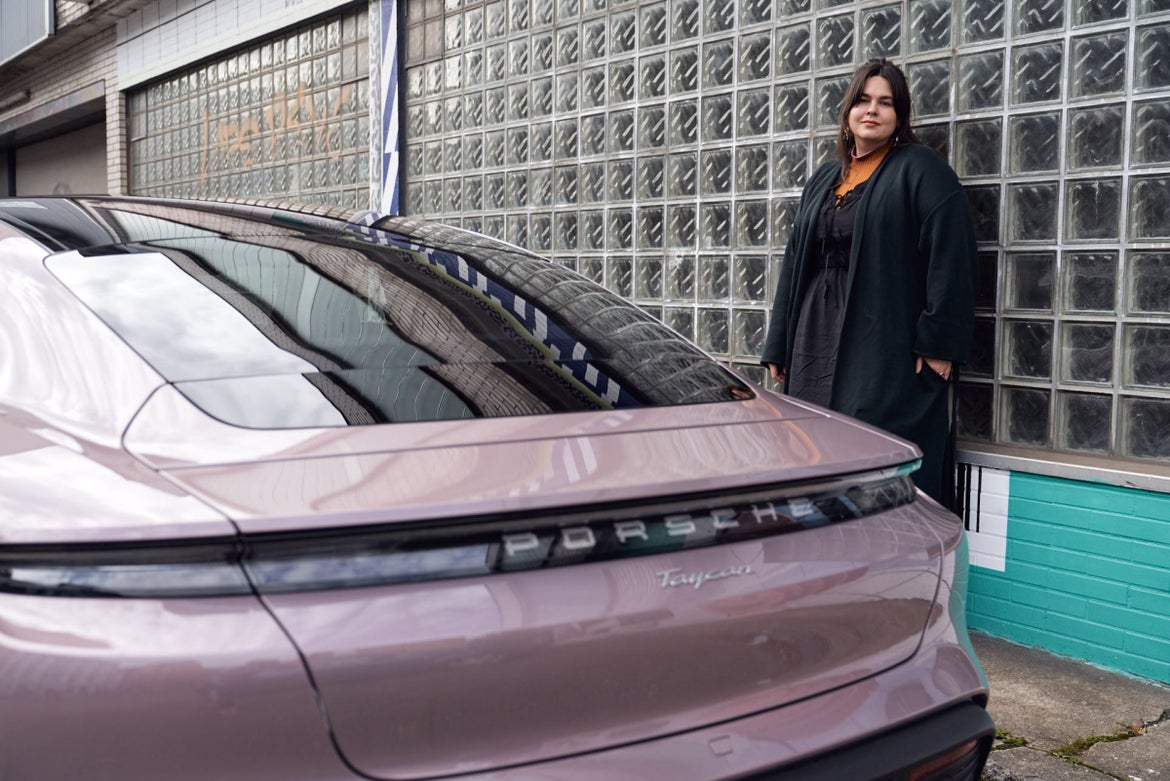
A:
[848, 75, 898, 155]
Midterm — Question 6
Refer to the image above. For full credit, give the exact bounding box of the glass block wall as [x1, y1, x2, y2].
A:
[401, 0, 1170, 464]
[129, 6, 371, 210]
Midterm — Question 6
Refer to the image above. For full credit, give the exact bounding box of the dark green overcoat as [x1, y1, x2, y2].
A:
[761, 143, 979, 503]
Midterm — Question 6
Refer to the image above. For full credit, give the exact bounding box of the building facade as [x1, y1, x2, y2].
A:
[1, 0, 1168, 683]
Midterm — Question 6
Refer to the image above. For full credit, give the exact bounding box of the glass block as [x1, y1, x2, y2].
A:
[957, 382, 993, 440]
[1064, 252, 1117, 312]
[639, 3, 667, 48]
[532, 33, 554, 72]
[672, 47, 700, 93]
[581, 67, 606, 109]
[611, 11, 636, 54]
[961, 0, 1005, 43]
[1137, 25, 1170, 90]
[555, 165, 579, 205]
[701, 202, 732, 248]
[1125, 325, 1170, 387]
[908, 60, 951, 116]
[967, 318, 996, 377]
[703, 40, 735, 90]
[579, 211, 605, 251]
[1003, 320, 1053, 379]
[703, 95, 734, 140]
[697, 308, 730, 354]
[1004, 386, 1051, 445]
[955, 120, 1002, 177]
[640, 55, 667, 100]
[736, 145, 769, 193]
[1133, 101, 1170, 165]
[736, 202, 769, 247]
[531, 213, 552, 251]
[817, 15, 855, 68]
[637, 255, 664, 298]
[1006, 252, 1054, 310]
[556, 73, 578, 112]
[608, 159, 634, 201]
[557, 0, 579, 21]
[916, 125, 950, 159]
[1011, 43, 1062, 105]
[505, 170, 528, 208]
[637, 156, 664, 199]
[738, 89, 771, 137]
[958, 51, 1004, 111]
[732, 255, 769, 303]
[1066, 179, 1121, 241]
[733, 309, 768, 357]
[1069, 105, 1125, 171]
[665, 254, 696, 300]
[815, 76, 849, 128]
[670, 101, 699, 144]
[639, 105, 667, 149]
[667, 204, 697, 249]
[699, 255, 731, 301]
[609, 110, 635, 152]
[1062, 324, 1115, 384]
[1122, 397, 1170, 458]
[672, 0, 701, 40]
[1057, 393, 1112, 453]
[1015, 0, 1064, 34]
[741, 0, 771, 25]
[663, 308, 695, 341]
[779, 0, 812, 13]
[668, 152, 697, 197]
[555, 118, 579, 157]
[607, 254, 633, 296]
[582, 19, 606, 61]
[531, 122, 552, 160]
[609, 61, 635, 103]
[1130, 176, 1170, 240]
[531, 77, 553, 117]
[1140, 0, 1170, 13]
[700, 149, 732, 195]
[776, 24, 812, 76]
[732, 34, 770, 84]
[510, 0, 530, 32]
[772, 139, 809, 189]
[578, 255, 604, 283]
[555, 212, 577, 250]
[531, 167, 552, 206]
[1007, 182, 1058, 242]
[579, 114, 605, 156]
[909, 0, 952, 53]
[965, 185, 1001, 244]
[976, 252, 999, 310]
[581, 162, 605, 202]
[1009, 113, 1060, 173]
[1129, 253, 1170, 313]
[861, 6, 901, 58]
[772, 198, 800, 249]
[774, 84, 810, 134]
[608, 209, 633, 249]
[1071, 33, 1127, 98]
[556, 26, 579, 68]
[486, 43, 508, 83]
[705, 0, 735, 34]
[1075, 0, 1127, 25]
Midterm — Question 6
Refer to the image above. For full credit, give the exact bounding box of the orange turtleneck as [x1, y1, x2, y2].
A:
[834, 143, 892, 199]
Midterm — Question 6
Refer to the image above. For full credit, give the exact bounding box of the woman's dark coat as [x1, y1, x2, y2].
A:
[761, 143, 979, 502]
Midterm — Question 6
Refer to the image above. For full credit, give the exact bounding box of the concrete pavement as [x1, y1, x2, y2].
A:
[972, 632, 1170, 781]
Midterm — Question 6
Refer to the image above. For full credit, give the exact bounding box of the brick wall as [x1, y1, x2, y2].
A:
[968, 472, 1170, 684]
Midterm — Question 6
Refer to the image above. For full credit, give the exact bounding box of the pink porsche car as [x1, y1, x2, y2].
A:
[0, 196, 991, 780]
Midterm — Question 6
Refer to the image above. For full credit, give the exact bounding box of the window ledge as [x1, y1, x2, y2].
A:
[957, 441, 1170, 495]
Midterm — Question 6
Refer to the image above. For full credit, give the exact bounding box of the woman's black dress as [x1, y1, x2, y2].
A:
[787, 182, 867, 408]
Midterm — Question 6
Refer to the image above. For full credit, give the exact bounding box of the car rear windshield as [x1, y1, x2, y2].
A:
[47, 201, 752, 428]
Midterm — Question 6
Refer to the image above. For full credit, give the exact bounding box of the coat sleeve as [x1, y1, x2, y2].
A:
[912, 164, 979, 364]
[760, 228, 800, 368]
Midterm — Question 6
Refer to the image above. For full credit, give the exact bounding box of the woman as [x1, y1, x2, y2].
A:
[761, 58, 978, 506]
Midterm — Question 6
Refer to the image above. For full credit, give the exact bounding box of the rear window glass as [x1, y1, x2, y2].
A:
[47, 202, 751, 428]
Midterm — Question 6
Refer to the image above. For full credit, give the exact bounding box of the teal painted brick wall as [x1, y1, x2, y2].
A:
[968, 472, 1170, 684]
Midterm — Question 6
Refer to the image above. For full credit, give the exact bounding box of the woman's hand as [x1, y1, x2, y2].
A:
[916, 355, 952, 381]
[768, 363, 786, 384]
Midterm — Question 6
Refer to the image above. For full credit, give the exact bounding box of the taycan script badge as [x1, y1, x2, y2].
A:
[657, 565, 752, 590]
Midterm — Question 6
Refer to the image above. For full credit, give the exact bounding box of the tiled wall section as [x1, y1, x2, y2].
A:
[968, 472, 1170, 684]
